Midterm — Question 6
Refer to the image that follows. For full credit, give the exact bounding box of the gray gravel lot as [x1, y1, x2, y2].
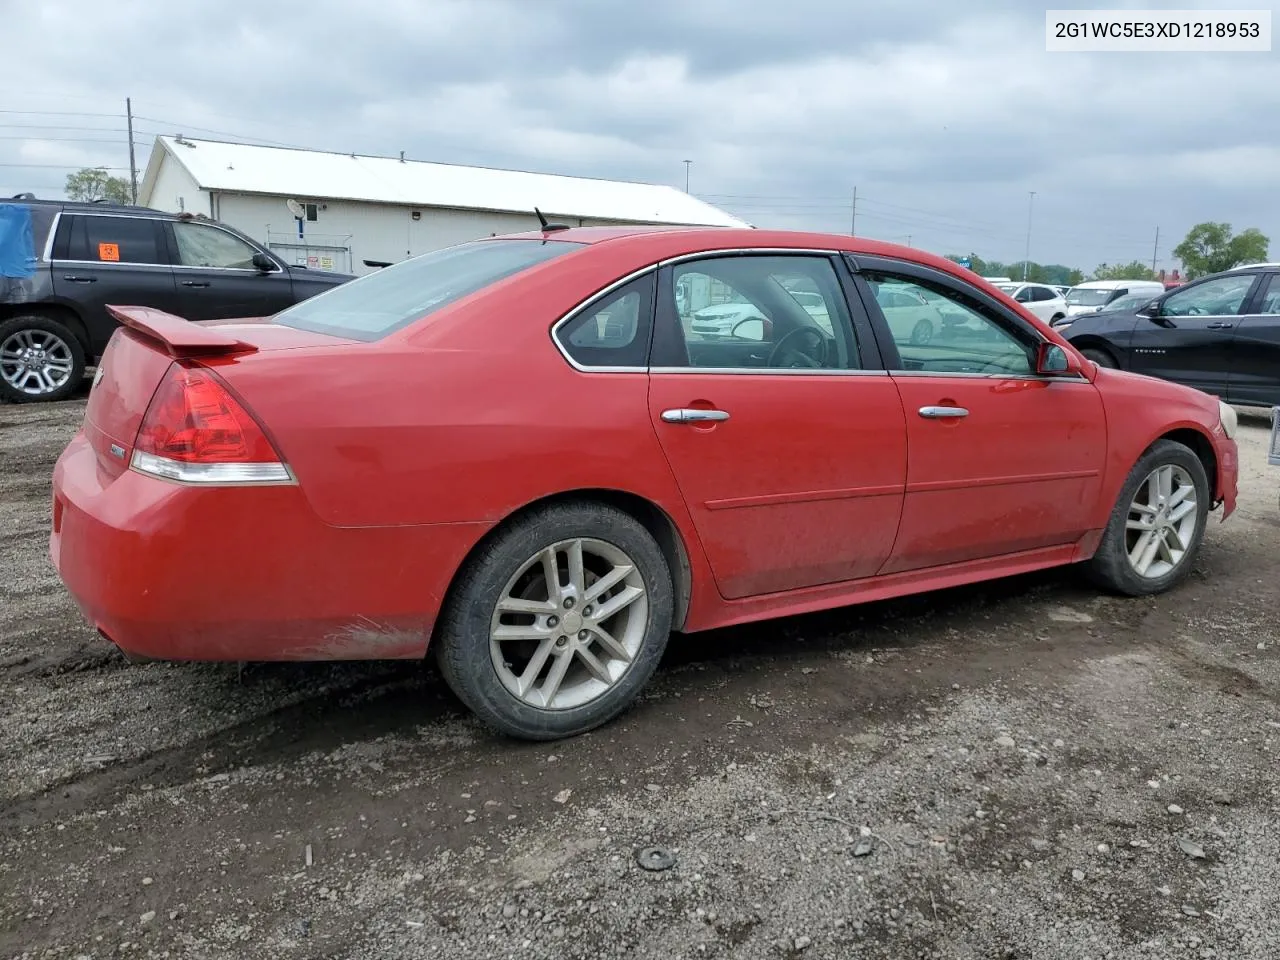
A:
[1, 398, 1277, 960]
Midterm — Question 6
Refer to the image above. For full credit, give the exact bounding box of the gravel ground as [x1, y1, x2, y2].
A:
[2, 396, 1278, 960]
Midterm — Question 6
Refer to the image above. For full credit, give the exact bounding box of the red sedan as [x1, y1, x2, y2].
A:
[50, 227, 1239, 740]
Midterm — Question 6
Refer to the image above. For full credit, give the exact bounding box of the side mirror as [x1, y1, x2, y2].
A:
[732, 316, 772, 340]
[251, 252, 276, 273]
[1138, 299, 1160, 318]
[1036, 342, 1081, 377]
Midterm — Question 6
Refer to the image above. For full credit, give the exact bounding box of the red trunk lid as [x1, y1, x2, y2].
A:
[85, 308, 352, 479]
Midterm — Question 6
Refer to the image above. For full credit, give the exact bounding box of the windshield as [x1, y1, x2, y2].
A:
[273, 238, 584, 340]
[1066, 288, 1116, 306]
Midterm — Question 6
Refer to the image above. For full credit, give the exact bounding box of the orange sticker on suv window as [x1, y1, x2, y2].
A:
[98, 242, 120, 261]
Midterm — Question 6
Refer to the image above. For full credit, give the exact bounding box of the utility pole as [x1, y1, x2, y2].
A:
[1151, 226, 1160, 273]
[1023, 190, 1036, 281]
[126, 97, 138, 204]
[906, 235, 912, 247]
[683, 160, 691, 193]
[850, 186, 857, 236]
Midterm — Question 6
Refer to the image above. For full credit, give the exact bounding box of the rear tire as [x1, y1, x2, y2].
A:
[0, 315, 86, 403]
[436, 502, 673, 740]
[1086, 440, 1209, 597]
[1080, 347, 1117, 369]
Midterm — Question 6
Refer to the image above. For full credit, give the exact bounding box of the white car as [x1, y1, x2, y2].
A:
[689, 289, 832, 341]
[871, 286, 948, 345]
[991, 282, 1068, 325]
[1063, 279, 1166, 317]
[688, 301, 768, 340]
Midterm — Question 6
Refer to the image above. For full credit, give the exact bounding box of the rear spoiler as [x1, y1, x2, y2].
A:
[106, 305, 259, 358]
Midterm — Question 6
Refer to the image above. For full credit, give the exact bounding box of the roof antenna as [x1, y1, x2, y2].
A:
[533, 207, 570, 233]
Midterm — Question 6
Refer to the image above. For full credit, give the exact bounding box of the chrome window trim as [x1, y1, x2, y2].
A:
[51, 211, 284, 273]
[51, 258, 176, 269]
[650, 366, 887, 377]
[659, 247, 841, 267]
[42, 211, 62, 262]
[889, 369, 1091, 383]
[550, 247, 1091, 380]
[550, 264, 659, 373]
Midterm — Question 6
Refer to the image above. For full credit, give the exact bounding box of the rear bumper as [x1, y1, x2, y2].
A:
[50, 432, 490, 661]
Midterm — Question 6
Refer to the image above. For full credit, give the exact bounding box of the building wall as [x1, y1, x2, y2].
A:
[145, 154, 211, 218]
[206, 193, 636, 275]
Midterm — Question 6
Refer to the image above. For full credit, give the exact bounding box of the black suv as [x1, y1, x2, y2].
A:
[0, 198, 354, 402]
[1063, 263, 1280, 407]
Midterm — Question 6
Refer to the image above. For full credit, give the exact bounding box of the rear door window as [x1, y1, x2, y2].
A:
[58, 215, 167, 265]
[274, 238, 584, 340]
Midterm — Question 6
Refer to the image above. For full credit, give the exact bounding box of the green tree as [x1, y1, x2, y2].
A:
[1172, 222, 1269, 278]
[1092, 261, 1156, 281]
[947, 255, 1082, 286]
[65, 167, 132, 204]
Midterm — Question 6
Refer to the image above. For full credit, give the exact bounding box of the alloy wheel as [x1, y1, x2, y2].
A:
[489, 537, 649, 710]
[0, 329, 76, 396]
[1125, 464, 1199, 579]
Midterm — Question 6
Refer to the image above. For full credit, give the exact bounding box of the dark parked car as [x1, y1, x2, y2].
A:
[1064, 263, 1280, 407]
[0, 199, 353, 402]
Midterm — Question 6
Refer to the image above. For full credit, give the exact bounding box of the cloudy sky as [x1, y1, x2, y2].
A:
[4, 0, 1277, 271]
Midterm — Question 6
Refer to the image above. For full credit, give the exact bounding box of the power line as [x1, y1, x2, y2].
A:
[0, 123, 129, 133]
[133, 116, 309, 149]
[0, 109, 124, 118]
[0, 135, 129, 143]
[0, 162, 128, 169]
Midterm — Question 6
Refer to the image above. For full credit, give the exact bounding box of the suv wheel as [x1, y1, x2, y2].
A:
[0, 316, 86, 403]
[1080, 347, 1116, 369]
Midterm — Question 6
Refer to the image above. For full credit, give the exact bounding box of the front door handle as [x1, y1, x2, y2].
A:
[661, 408, 731, 424]
[181, 280, 211, 288]
[1206, 321, 1234, 330]
[919, 405, 969, 419]
[62, 275, 96, 283]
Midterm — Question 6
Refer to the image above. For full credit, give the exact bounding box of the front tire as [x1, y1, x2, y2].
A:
[0, 315, 86, 403]
[910, 318, 934, 345]
[436, 502, 674, 740]
[1086, 440, 1209, 596]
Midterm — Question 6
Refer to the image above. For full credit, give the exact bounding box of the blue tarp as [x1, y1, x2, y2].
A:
[0, 204, 36, 278]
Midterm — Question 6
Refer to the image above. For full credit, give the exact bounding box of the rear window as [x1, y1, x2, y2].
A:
[273, 238, 584, 340]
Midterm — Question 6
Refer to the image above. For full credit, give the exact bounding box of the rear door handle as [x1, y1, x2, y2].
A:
[919, 405, 969, 419]
[661, 408, 730, 423]
[1206, 321, 1234, 330]
[62, 275, 96, 283]
[181, 280, 211, 288]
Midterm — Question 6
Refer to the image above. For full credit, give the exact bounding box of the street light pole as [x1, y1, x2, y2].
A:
[683, 160, 692, 193]
[1023, 190, 1036, 281]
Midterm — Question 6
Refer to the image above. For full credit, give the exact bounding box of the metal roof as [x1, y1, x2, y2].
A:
[140, 136, 750, 228]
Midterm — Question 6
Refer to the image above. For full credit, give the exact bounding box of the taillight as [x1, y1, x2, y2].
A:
[131, 362, 293, 485]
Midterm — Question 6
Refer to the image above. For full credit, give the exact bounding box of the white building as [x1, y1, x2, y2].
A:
[138, 136, 749, 275]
